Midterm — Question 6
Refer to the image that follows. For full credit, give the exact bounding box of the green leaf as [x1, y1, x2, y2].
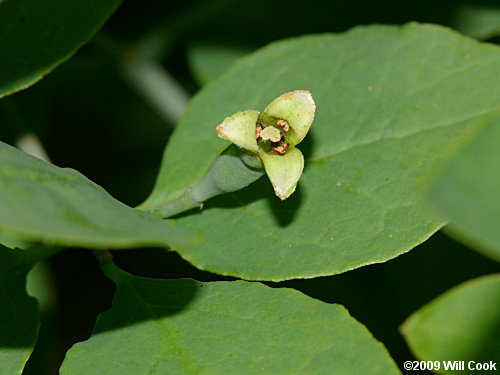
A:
[429, 117, 500, 261]
[61, 262, 400, 375]
[260, 148, 304, 200]
[0, 0, 122, 98]
[0, 234, 30, 250]
[401, 274, 500, 374]
[0, 245, 39, 375]
[188, 43, 253, 85]
[0, 141, 199, 250]
[142, 24, 500, 281]
[453, 5, 500, 40]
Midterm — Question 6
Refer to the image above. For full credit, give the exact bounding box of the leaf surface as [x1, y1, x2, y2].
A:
[429, 117, 500, 261]
[61, 262, 400, 375]
[401, 274, 500, 374]
[143, 24, 500, 280]
[0, 0, 122, 97]
[0, 141, 198, 250]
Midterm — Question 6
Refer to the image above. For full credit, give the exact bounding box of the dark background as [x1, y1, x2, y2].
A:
[1, 0, 498, 373]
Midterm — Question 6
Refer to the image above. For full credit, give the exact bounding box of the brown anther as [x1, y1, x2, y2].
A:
[276, 119, 290, 132]
[215, 124, 223, 133]
[272, 143, 289, 155]
[255, 126, 262, 139]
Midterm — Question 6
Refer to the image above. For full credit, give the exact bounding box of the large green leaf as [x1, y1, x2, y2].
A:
[142, 24, 500, 281]
[401, 274, 500, 374]
[0, 0, 122, 98]
[0, 141, 199, 250]
[429, 117, 500, 261]
[61, 261, 400, 375]
[0, 245, 43, 375]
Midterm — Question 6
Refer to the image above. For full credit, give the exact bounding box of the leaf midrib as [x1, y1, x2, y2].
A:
[124, 279, 200, 375]
[309, 109, 499, 163]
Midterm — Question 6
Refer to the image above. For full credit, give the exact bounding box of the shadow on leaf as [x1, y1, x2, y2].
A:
[92, 264, 200, 335]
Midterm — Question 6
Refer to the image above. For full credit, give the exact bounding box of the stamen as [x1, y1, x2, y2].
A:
[255, 126, 262, 139]
[276, 119, 290, 132]
[272, 143, 289, 155]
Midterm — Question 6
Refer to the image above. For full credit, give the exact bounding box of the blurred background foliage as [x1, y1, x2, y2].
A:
[1, 0, 498, 373]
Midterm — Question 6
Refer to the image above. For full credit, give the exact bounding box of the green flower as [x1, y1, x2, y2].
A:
[216, 91, 316, 200]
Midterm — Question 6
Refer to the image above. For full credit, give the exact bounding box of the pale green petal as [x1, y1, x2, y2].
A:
[260, 148, 304, 200]
[216, 110, 259, 152]
[260, 91, 315, 146]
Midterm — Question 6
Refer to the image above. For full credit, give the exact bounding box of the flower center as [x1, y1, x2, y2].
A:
[256, 119, 290, 155]
[259, 126, 281, 142]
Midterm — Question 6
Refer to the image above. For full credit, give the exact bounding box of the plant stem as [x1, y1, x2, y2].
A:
[17, 132, 50, 162]
[122, 60, 190, 124]
[149, 189, 201, 218]
[90, 33, 190, 125]
[148, 146, 265, 218]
